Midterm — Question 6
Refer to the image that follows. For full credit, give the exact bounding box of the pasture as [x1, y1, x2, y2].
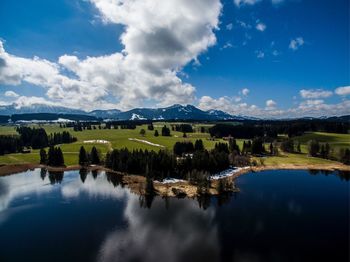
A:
[0, 124, 349, 167]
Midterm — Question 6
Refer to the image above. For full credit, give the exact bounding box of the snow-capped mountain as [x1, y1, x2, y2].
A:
[0, 103, 244, 120]
[115, 104, 238, 120]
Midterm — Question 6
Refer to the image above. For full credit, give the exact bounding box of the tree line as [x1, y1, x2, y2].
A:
[0, 127, 76, 155]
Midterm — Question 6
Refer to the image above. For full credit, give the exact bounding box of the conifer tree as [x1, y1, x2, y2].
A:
[79, 146, 89, 166]
[40, 148, 47, 164]
[90, 146, 100, 165]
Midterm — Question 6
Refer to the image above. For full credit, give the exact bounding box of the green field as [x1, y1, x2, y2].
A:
[0, 124, 349, 166]
[0, 123, 224, 166]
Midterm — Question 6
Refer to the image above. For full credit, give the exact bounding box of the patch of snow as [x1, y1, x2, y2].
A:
[55, 118, 74, 123]
[130, 113, 146, 120]
[155, 178, 186, 184]
[84, 140, 110, 144]
[128, 138, 165, 148]
[210, 166, 250, 180]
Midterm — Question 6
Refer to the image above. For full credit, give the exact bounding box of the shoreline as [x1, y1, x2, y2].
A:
[1, 163, 349, 198]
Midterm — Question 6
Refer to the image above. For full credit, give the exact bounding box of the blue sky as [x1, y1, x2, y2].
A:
[0, 0, 349, 117]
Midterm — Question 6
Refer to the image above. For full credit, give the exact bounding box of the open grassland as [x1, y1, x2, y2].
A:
[0, 123, 224, 166]
[0, 124, 349, 167]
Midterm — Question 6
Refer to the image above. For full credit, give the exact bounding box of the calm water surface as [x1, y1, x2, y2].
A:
[0, 169, 348, 262]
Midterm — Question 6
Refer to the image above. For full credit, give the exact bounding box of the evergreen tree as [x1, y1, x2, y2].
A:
[269, 143, 273, 155]
[281, 139, 294, 153]
[340, 148, 350, 165]
[308, 140, 320, 157]
[79, 146, 89, 166]
[228, 138, 240, 154]
[40, 148, 47, 164]
[161, 125, 171, 136]
[296, 141, 301, 153]
[154, 130, 159, 137]
[194, 139, 204, 151]
[56, 147, 64, 166]
[140, 129, 146, 136]
[48, 146, 55, 166]
[90, 146, 100, 165]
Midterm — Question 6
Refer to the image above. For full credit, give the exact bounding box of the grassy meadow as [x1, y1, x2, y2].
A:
[0, 124, 349, 167]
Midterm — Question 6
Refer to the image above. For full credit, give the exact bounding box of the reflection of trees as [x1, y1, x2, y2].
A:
[138, 194, 154, 209]
[308, 169, 350, 181]
[139, 178, 155, 209]
[40, 168, 47, 181]
[91, 170, 99, 179]
[197, 194, 211, 210]
[79, 168, 88, 183]
[337, 171, 350, 181]
[48, 171, 64, 184]
[106, 172, 124, 187]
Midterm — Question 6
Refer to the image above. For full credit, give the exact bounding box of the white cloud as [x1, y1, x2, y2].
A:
[198, 95, 350, 118]
[256, 23, 266, 32]
[289, 37, 304, 51]
[236, 19, 252, 29]
[241, 88, 250, 96]
[266, 99, 276, 108]
[220, 42, 233, 50]
[234, 0, 262, 7]
[272, 50, 280, 56]
[226, 23, 233, 30]
[335, 86, 350, 96]
[299, 89, 333, 99]
[256, 50, 265, 58]
[4, 90, 19, 98]
[0, 0, 222, 110]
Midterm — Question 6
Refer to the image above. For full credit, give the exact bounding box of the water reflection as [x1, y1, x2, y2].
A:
[0, 169, 348, 262]
[48, 171, 64, 185]
[307, 169, 350, 181]
[98, 194, 220, 262]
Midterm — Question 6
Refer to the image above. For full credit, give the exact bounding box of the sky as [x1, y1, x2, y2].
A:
[0, 0, 349, 117]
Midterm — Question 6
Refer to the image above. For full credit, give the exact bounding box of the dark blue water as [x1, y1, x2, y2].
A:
[0, 169, 348, 262]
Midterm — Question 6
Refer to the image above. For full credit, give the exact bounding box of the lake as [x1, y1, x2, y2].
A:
[0, 169, 348, 262]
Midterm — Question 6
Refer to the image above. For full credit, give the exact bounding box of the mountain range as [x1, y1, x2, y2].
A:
[0, 103, 246, 121]
[0, 103, 348, 122]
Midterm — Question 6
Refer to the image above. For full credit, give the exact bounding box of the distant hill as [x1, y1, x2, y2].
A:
[0, 104, 86, 115]
[0, 103, 349, 122]
[0, 103, 240, 121]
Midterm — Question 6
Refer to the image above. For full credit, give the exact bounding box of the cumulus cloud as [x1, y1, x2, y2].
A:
[241, 88, 250, 96]
[236, 19, 252, 29]
[198, 95, 273, 117]
[4, 91, 19, 98]
[0, 0, 222, 110]
[289, 37, 304, 51]
[299, 89, 333, 99]
[335, 86, 350, 96]
[226, 23, 233, 30]
[256, 23, 266, 32]
[266, 99, 276, 108]
[234, 0, 262, 7]
[220, 42, 234, 50]
[256, 50, 265, 58]
[198, 95, 350, 118]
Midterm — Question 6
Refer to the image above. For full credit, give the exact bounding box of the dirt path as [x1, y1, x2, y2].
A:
[128, 138, 165, 148]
